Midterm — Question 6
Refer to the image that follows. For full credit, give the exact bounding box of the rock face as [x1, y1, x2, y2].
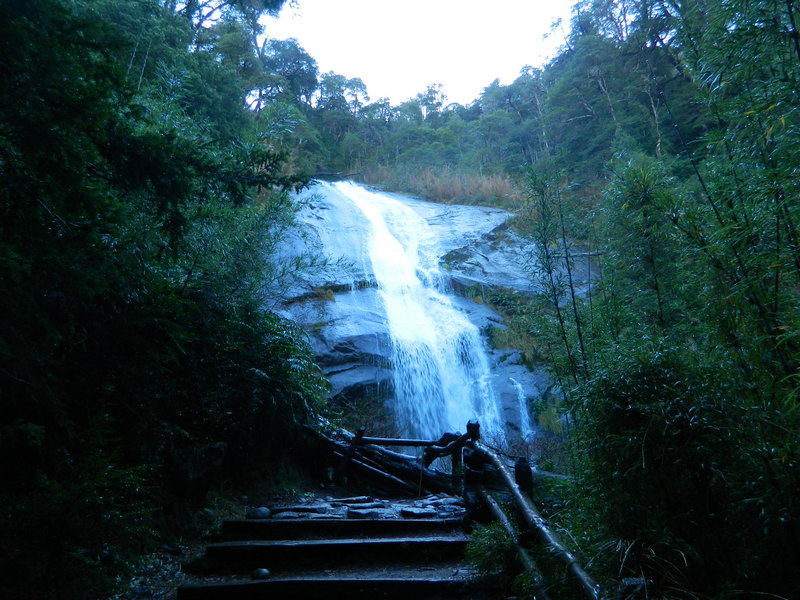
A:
[275, 181, 565, 448]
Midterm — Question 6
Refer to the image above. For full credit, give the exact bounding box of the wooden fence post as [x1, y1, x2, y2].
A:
[333, 425, 365, 484]
[451, 446, 464, 495]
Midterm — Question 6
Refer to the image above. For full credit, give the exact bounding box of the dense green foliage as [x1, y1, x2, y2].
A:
[507, 2, 800, 598]
[0, 1, 326, 597]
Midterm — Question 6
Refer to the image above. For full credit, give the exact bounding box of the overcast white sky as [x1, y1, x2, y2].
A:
[262, 0, 576, 106]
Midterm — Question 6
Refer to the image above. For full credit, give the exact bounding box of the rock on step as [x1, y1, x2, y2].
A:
[400, 506, 438, 518]
[346, 506, 393, 519]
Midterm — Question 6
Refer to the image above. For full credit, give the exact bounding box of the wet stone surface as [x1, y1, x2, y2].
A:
[245, 493, 467, 522]
[273, 181, 575, 448]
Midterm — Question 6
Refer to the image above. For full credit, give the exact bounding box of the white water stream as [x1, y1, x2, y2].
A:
[333, 181, 504, 443]
[510, 377, 535, 442]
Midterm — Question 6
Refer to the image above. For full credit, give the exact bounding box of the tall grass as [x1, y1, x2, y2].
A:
[360, 165, 524, 209]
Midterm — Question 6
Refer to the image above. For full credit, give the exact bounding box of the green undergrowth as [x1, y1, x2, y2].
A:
[466, 482, 597, 600]
[466, 522, 520, 591]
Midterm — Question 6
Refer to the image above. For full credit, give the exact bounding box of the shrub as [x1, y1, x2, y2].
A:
[569, 345, 800, 597]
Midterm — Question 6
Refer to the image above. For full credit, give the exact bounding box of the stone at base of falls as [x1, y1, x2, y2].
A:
[271, 505, 330, 514]
[341, 501, 387, 510]
[435, 505, 464, 517]
[328, 495, 373, 504]
[400, 507, 438, 519]
[271, 511, 304, 519]
[251, 568, 271, 580]
[426, 497, 462, 506]
[246, 507, 271, 519]
[347, 507, 393, 519]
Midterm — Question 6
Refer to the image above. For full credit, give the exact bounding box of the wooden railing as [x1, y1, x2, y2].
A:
[333, 420, 480, 494]
[314, 420, 601, 600]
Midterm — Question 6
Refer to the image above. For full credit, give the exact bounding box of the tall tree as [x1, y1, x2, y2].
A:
[257, 37, 319, 107]
[0, 2, 322, 598]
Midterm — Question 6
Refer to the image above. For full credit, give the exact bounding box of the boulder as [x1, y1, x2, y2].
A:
[251, 568, 271, 580]
[246, 507, 272, 519]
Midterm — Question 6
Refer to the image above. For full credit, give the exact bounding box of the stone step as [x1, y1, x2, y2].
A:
[191, 536, 469, 572]
[221, 517, 464, 541]
[177, 577, 484, 600]
[179, 494, 479, 599]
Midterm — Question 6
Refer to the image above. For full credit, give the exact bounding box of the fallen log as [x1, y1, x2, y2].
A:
[475, 442, 600, 600]
[336, 430, 455, 493]
[330, 449, 418, 495]
[358, 448, 453, 494]
[306, 427, 454, 494]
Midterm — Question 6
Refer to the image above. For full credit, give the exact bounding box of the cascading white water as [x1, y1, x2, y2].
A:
[332, 181, 504, 443]
[510, 377, 535, 442]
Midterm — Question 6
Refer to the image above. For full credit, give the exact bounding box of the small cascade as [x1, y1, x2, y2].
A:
[510, 377, 535, 442]
[332, 181, 504, 443]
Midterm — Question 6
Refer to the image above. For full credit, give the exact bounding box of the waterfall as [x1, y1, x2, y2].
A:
[510, 377, 535, 442]
[332, 181, 504, 443]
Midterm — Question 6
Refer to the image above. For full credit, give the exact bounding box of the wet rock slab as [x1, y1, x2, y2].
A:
[244, 493, 466, 522]
[273, 181, 578, 445]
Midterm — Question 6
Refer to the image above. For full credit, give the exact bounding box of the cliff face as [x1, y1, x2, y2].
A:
[275, 181, 565, 447]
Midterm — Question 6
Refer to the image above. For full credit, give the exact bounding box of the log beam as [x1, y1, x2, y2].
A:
[475, 442, 600, 600]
